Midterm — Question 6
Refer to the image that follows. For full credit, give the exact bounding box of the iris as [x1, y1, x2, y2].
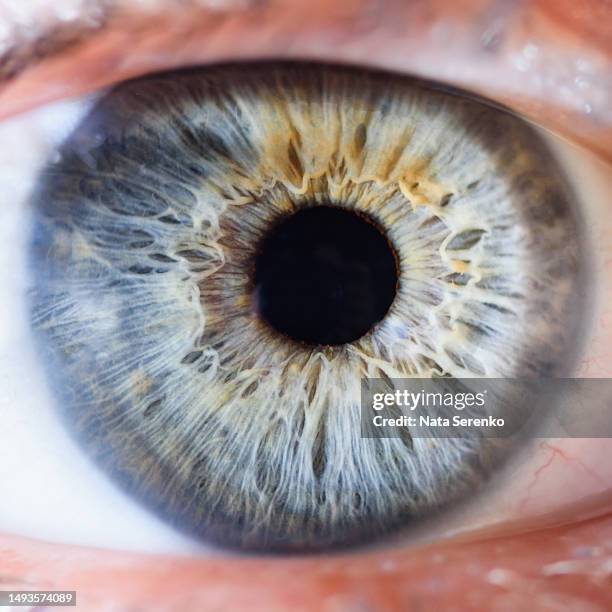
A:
[29, 63, 587, 551]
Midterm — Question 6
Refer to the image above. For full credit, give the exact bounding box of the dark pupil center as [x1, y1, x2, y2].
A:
[253, 205, 398, 346]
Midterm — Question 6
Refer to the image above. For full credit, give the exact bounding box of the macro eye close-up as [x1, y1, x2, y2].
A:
[0, 1, 611, 611]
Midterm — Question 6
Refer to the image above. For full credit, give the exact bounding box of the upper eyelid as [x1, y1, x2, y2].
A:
[0, 0, 609, 161]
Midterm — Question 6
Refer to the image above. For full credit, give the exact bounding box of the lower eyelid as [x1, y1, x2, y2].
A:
[2, 514, 612, 610]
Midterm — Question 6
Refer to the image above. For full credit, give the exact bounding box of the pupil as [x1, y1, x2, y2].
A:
[253, 205, 398, 346]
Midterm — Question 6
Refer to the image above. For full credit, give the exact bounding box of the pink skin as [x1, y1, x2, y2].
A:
[0, 1, 611, 610]
[2, 516, 612, 610]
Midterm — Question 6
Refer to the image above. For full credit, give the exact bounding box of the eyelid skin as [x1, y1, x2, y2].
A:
[2, 515, 612, 610]
[0, 0, 609, 161]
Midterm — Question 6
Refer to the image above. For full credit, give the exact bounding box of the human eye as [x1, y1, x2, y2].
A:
[0, 1, 611, 610]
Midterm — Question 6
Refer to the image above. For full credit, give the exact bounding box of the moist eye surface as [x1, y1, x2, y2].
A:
[29, 63, 587, 552]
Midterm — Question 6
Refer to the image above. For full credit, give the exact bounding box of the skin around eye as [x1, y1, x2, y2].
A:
[28, 63, 589, 552]
[2, 516, 612, 610]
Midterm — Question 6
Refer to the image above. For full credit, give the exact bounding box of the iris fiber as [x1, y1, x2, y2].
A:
[30, 64, 586, 551]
